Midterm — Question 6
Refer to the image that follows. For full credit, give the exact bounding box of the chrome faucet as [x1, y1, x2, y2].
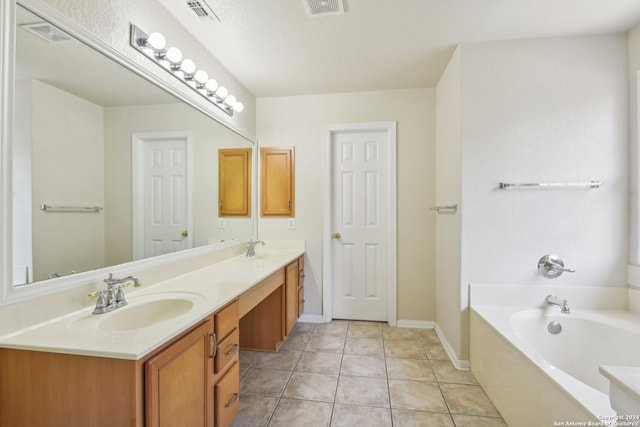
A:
[537, 255, 575, 279]
[246, 238, 265, 257]
[90, 273, 141, 314]
[545, 294, 570, 314]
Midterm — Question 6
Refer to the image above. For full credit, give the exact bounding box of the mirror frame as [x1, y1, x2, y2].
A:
[0, 0, 258, 305]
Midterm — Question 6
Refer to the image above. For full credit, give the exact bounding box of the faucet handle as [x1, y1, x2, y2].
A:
[538, 255, 574, 278]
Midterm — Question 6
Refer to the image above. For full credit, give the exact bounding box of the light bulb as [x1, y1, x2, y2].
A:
[165, 47, 182, 64]
[194, 70, 208, 85]
[205, 79, 219, 94]
[147, 32, 166, 50]
[180, 59, 196, 75]
[233, 102, 244, 113]
[215, 86, 228, 99]
[224, 95, 236, 106]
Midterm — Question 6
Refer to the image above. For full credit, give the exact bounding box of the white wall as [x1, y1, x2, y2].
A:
[437, 34, 629, 361]
[257, 89, 436, 321]
[629, 24, 640, 267]
[31, 80, 105, 281]
[435, 47, 463, 362]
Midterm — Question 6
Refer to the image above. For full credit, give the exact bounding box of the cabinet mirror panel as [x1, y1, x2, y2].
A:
[12, 5, 253, 285]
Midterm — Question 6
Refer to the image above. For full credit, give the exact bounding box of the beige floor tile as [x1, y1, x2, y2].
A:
[382, 327, 419, 341]
[451, 414, 508, 427]
[251, 350, 301, 370]
[440, 383, 501, 417]
[282, 371, 338, 402]
[340, 354, 387, 378]
[384, 340, 427, 359]
[279, 334, 308, 351]
[430, 360, 478, 385]
[347, 324, 383, 339]
[349, 320, 385, 327]
[335, 376, 390, 407]
[305, 335, 345, 353]
[388, 380, 448, 412]
[391, 409, 455, 427]
[239, 350, 260, 367]
[230, 394, 278, 427]
[417, 328, 441, 345]
[268, 399, 333, 427]
[425, 342, 449, 360]
[296, 351, 343, 374]
[312, 321, 348, 336]
[344, 337, 384, 356]
[240, 368, 291, 397]
[331, 404, 392, 427]
[386, 358, 436, 382]
[290, 322, 315, 335]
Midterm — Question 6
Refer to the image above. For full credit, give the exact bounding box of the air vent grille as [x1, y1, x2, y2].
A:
[186, 0, 221, 22]
[303, 0, 344, 16]
[20, 22, 73, 43]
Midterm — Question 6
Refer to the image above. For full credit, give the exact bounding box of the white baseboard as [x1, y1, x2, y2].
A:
[396, 319, 436, 329]
[435, 323, 470, 371]
[298, 314, 325, 323]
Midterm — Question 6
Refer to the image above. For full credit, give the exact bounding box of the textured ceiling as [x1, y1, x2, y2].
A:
[159, 0, 640, 97]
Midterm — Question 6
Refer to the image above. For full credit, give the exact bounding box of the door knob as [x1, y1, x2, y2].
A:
[181, 230, 188, 237]
[333, 232, 341, 240]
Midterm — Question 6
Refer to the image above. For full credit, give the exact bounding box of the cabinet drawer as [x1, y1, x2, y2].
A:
[298, 286, 304, 316]
[215, 328, 239, 374]
[215, 299, 239, 341]
[215, 362, 240, 427]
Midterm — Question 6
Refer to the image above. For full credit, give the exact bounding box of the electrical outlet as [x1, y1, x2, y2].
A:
[218, 218, 225, 228]
[288, 218, 295, 229]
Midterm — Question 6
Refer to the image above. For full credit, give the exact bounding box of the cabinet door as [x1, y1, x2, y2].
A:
[145, 319, 213, 427]
[285, 259, 299, 335]
[219, 148, 252, 216]
[260, 147, 294, 216]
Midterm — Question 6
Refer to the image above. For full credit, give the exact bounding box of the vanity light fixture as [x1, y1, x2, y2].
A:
[130, 24, 244, 116]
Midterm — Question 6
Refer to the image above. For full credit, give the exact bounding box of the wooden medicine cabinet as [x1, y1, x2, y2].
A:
[260, 147, 294, 216]
[218, 148, 252, 216]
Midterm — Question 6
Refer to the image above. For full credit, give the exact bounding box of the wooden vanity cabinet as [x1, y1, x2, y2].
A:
[260, 147, 295, 216]
[212, 300, 240, 426]
[145, 319, 213, 427]
[284, 256, 305, 336]
[298, 256, 305, 317]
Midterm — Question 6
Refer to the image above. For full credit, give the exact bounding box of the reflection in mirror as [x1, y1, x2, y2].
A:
[12, 5, 253, 286]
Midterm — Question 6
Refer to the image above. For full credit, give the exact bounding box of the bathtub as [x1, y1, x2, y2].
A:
[470, 285, 640, 427]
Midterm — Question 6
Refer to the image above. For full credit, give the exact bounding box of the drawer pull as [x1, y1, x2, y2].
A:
[225, 343, 239, 356]
[209, 332, 217, 359]
[224, 393, 239, 408]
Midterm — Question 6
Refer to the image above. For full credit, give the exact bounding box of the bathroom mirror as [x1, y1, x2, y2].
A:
[11, 4, 254, 286]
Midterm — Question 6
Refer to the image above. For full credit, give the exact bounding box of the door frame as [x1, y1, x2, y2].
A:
[132, 131, 194, 260]
[322, 121, 397, 326]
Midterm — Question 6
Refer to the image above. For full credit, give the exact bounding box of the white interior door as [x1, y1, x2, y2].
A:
[133, 132, 193, 259]
[327, 123, 396, 322]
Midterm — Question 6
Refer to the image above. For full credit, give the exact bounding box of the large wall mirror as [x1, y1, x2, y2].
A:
[10, 4, 254, 289]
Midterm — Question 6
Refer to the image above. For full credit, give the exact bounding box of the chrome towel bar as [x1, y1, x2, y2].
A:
[498, 181, 601, 189]
[40, 204, 103, 213]
[429, 204, 458, 213]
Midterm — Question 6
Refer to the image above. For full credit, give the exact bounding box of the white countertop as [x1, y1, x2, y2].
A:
[0, 246, 304, 360]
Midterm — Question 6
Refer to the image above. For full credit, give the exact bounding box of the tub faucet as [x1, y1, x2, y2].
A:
[246, 239, 265, 257]
[545, 294, 570, 314]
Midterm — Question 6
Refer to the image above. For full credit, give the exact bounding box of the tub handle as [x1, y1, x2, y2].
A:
[538, 255, 574, 279]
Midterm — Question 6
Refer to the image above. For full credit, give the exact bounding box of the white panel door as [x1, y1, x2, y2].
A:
[142, 137, 191, 258]
[331, 130, 389, 321]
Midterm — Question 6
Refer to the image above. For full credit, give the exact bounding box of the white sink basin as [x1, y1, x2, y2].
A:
[98, 297, 195, 332]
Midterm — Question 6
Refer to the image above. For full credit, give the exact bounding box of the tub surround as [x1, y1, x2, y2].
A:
[0, 240, 305, 359]
[470, 283, 640, 426]
[599, 366, 640, 419]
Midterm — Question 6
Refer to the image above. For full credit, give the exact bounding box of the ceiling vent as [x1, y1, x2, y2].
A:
[303, 0, 344, 17]
[20, 22, 73, 43]
[185, 0, 221, 22]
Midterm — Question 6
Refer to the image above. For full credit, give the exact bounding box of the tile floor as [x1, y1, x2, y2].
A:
[231, 320, 508, 427]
